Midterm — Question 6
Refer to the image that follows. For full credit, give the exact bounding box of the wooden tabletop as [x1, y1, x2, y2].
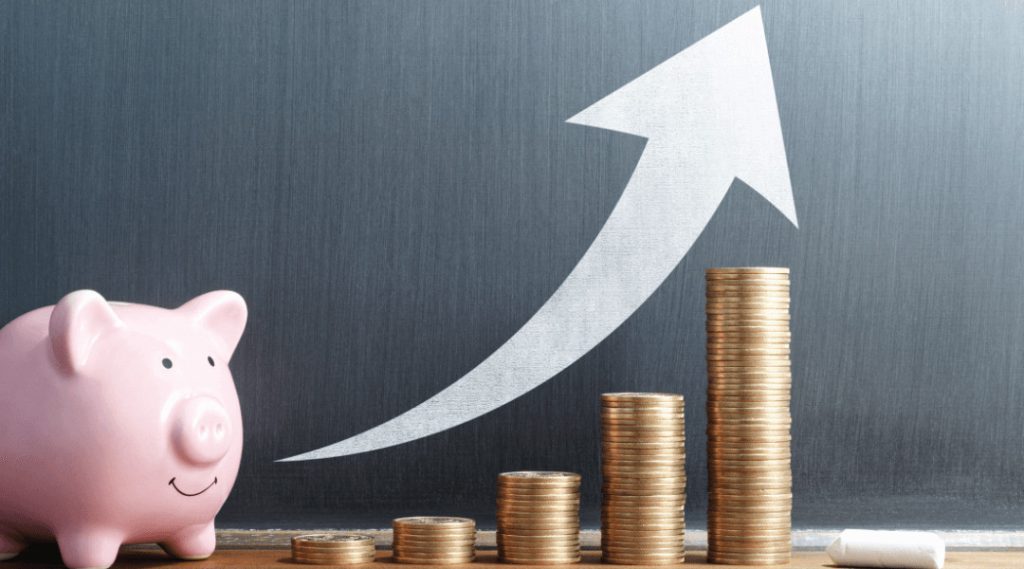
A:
[7, 548, 1021, 569]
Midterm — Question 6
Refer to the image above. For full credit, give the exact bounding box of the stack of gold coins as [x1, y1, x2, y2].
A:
[706, 267, 792, 565]
[291, 533, 376, 565]
[496, 471, 581, 564]
[601, 393, 686, 565]
[392, 516, 476, 564]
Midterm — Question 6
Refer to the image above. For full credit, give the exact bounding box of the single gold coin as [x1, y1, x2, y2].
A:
[712, 528, 790, 536]
[598, 540, 688, 548]
[602, 484, 687, 495]
[602, 474, 688, 484]
[602, 533, 686, 543]
[707, 388, 792, 396]
[393, 541, 475, 551]
[498, 470, 581, 481]
[602, 472, 687, 481]
[708, 344, 790, 352]
[602, 432, 685, 440]
[708, 557, 790, 567]
[602, 439, 685, 447]
[707, 362, 792, 370]
[292, 547, 375, 555]
[710, 475, 792, 485]
[706, 319, 790, 326]
[706, 322, 790, 329]
[602, 443, 685, 453]
[602, 408, 685, 417]
[602, 500, 687, 510]
[602, 426, 686, 435]
[391, 543, 475, 552]
[709, 526, 790, 535]
[706, 305, 791, 314]
[499, 549, 581, 556]
[602, 511, 686, 521]
[602, 469, 687, 479]
[707, 344, 791, 353]
[708, 458, 791, 467]
[708, 448, 791, 458]
[709, 545, 792, 555]
[603, 456, 686, 464]
[392, 556, 475, 565]
[705, 297, 790, 305]
[292, 555, 375, 565]
[708, 512, 792, 522]
[601, 525, 686, 533]
[706, 266, 789, 274]
[292, 533, 374, 546]
[705, 294, 790, 302]
[709, 495, 793, 505]
[496, 501, 580, 510]
[292, 546, 375, 556]
[496, 522, 582, 531]
[602, 543, 685, 553]
[602, 551, 686, 561]
[709, 503, 792, 513]
[705, 287, 790, 295]
[498, 527, 580, 537]
[497, 534, 580, 544]
[497, 490, 581, 500]
[604, 494, 687, 504]
[706, 318, 791, 326]
[497, 501, 581, 511]
[496, 514, 580, 525]
[602, 392, 684, 402]
[393, 516, 475, 529]
[500, 555, 581, 561]
[497, 540, 581, 548]
[711, 486, 792, 495]
[708, 398, 791, 406]
[707, 422, 792, 431]
[602, 471, 687, 482]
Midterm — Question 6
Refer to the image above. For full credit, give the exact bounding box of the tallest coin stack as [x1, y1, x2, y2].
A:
[705, 267, 792, 565]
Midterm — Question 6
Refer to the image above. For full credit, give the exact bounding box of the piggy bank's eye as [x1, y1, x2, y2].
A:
[162, 358, 173, 369]
[207, 356, 215, 367]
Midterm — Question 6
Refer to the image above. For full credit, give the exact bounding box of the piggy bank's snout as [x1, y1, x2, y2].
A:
[173, 396, 233, 465]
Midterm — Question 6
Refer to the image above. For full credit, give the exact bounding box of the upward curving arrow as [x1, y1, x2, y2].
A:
[280, 6, 797, 462]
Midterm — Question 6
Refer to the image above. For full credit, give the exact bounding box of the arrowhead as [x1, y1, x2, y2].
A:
[567, 6, 797, 227]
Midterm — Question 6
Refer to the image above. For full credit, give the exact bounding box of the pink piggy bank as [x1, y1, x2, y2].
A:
[0, 290, 246, 569]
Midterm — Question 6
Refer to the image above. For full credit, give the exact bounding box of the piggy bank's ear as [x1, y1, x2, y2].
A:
[50, 290, 125, 374]
[178, 291, 248, 359]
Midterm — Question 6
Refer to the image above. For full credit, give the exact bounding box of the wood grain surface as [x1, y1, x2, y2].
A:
[8, 549, 1024, 569]
[1, 0, 1023, 530]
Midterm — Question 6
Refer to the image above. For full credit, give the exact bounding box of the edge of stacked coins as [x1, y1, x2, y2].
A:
[392, 516, 476, 565]
[706, 267, 792, 565]
[496, 471, 582, 564]
[601, 392, 686, 565]
[291, 533, 376, 565]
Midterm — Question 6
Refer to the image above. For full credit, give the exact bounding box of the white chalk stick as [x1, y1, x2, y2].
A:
[826, 530, 945, 569]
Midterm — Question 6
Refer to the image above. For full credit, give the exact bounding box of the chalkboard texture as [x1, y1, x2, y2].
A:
[1, 1, 1022, 529]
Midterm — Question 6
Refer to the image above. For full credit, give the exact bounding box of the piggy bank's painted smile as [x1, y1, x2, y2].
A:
[168, 477, 218, 497]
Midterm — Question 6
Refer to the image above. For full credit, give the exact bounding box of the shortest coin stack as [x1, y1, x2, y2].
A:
[291, 533, 376, 565]
[496, 471, 582, 564]
[392, 516, 477, 565]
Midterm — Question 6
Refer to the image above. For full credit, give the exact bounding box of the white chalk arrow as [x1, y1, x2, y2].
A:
[280, 6, 796, 461]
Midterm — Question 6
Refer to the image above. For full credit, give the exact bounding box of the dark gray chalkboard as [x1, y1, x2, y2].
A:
[2, 1, 1022, 530]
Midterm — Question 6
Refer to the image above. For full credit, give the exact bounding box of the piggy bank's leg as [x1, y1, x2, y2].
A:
[0, 532, 26, 561]
[159, 522, 216, 560]
[55, 528, 122, 569]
